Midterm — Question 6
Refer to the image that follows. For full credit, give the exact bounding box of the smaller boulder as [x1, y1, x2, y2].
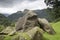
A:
[0, 27, 15, 35]
[26, 27, 43, 40]
[38, 18, 56, 35]
[0, 35, 5, 40]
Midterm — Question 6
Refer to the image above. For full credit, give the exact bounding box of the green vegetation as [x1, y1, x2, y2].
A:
[46, 7, 60, 21]
[4, 32, 31, 40]
[44, 21, 60, 40]
[45, 0, 60, 20]
[0, 25, 5, 32]
[0, 14, 11, 27]
[2, 21, 60, 40]
[44, 1, 60, 40]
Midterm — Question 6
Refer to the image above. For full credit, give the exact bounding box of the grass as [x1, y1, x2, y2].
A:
[1, 21, 60, 40]
[4, 32, 31, 40]
[43, 21, 60, 40]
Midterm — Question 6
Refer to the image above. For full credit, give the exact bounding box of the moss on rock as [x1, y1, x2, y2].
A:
[3, 27, 44, 40]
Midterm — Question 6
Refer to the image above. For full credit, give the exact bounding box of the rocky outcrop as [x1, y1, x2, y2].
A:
[15, 10, 55, 34]
[0, 10, 55, 40]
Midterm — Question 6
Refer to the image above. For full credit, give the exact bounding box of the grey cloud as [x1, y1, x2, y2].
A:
[0, 0, 14, 7]
[28, 0, 37, 2]
[0, 0, 37, 7]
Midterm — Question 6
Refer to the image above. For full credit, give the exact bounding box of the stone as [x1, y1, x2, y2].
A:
[15, 10, 55, 35]
[38, 18, 56, 34]
[26, 27, 43, 40]
[15, 10, 39, 32]
[11, 27, 43, 40]
[0, 27, 15, 35]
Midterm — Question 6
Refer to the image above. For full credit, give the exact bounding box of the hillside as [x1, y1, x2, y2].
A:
[0, 14, 7, 24]
[0, 14, 11, 26]
[3, 14, 9, 17]
[8, 11, 24, 22]
[44, 21, 60, 40]
[0, 14, 7, 18]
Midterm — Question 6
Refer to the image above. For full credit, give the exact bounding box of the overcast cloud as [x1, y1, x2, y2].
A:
[0, 0, 47, 14]
[0, 0, 37, 7]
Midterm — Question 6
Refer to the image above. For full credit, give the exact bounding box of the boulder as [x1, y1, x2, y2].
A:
[38, 18, 56, 34]
[15, 10, 38, 32]
[15, 10, 55, 34]
[0, 27, 15, 35]
[26, 27, 43, 40]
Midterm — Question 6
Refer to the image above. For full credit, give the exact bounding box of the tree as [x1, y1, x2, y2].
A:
[44, 0, 60, 19]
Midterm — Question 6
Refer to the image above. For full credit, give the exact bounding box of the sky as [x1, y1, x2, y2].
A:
[0, 0, 48, 14]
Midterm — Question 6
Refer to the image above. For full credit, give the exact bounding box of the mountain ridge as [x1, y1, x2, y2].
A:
[8, 9, 52, 22]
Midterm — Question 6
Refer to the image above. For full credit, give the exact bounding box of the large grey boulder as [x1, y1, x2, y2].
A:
[15, 10, 39, 32]
[15, 10, 55, 34]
